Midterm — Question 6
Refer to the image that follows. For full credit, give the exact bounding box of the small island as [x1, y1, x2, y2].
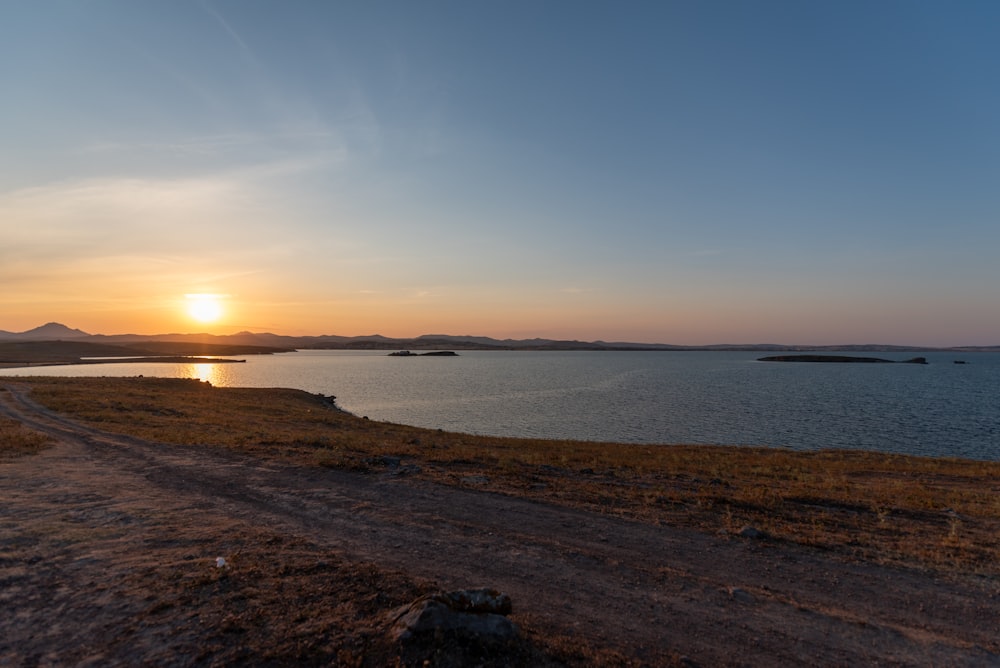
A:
[759, 355, 928, 364]
[388, 350, 459, 357]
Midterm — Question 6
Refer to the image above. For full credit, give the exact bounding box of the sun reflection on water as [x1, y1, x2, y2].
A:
[185, 362, 223, 385]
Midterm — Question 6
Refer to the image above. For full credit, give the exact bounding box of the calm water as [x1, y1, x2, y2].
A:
[4, 350, 999, 460]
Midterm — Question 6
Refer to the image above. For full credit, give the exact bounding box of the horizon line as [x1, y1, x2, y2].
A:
[2, 321, 998, 351]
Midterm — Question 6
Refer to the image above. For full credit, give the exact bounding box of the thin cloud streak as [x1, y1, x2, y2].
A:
[200, 1, 256, 64]
[79, 129, 343, 158]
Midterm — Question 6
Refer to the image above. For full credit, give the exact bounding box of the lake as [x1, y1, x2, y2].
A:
[3, 350, 998, 460]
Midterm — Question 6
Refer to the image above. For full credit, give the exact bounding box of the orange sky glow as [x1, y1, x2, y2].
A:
[4, 3, 1000, 347]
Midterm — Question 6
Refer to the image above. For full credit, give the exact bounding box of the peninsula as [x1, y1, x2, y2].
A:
[0, 338, 292, 369]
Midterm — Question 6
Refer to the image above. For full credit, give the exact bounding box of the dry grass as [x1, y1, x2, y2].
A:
[17, 376, 1000, 577]
[0, 390, 52, 458]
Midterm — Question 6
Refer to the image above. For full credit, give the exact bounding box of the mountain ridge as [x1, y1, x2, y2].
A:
[2, 323, 998, 352]
[0, 322, 91, 340]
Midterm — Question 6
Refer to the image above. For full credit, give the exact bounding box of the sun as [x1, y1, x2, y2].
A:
[185, 293, 224, 323]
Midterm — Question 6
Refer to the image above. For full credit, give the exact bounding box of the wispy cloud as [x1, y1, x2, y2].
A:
[0, 170, 301, 281]
[202, 0, 383, 160]
[79, 126, 348, 167]
[200, 0, 256, 63]
[80, 132, 317, 157]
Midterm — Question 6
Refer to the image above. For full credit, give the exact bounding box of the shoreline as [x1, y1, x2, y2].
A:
[0, 340, 291, 369]
[0, 356, 246, 369]
[8, 375, 1000, 574]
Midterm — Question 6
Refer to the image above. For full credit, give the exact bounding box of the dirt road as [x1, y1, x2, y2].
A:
[1, 383, 997, 666]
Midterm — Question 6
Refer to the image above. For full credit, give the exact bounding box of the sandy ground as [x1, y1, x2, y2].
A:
[1, 383, 998, 666]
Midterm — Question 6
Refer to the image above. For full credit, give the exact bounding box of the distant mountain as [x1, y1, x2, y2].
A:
[3, 322, 998, 352]
[415, 334, 555, 348]
[0, 322, 90, 340]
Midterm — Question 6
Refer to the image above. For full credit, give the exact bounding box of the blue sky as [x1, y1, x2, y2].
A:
[2, 1, 999, 345]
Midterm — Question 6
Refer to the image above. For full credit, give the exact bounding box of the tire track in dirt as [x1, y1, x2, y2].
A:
[2, 383, 997, 666]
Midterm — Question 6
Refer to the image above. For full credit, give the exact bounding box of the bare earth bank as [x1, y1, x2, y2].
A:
[1, 382, 998, 666]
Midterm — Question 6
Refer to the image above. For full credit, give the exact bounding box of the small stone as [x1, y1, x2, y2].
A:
[440, 588, 512, 615]
[388, 589, 518, 644]
[728, 587, 754, 603]
[460, 475, 489, 486]
[364, 455, 401, 468]
[739, 526, 763, 539]
[389, 464, 422, 476]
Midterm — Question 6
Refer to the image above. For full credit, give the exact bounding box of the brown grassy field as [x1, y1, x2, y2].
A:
[0, 416, 51, 458]
[16, 375, 1000, 577]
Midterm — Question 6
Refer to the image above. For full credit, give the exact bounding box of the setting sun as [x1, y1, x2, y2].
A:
[185, 293, 224, 323]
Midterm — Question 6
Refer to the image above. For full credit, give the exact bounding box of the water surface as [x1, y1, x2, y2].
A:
[4, 350, 997, 460]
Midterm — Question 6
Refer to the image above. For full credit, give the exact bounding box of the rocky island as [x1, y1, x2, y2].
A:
[759, 355, 928, 364]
